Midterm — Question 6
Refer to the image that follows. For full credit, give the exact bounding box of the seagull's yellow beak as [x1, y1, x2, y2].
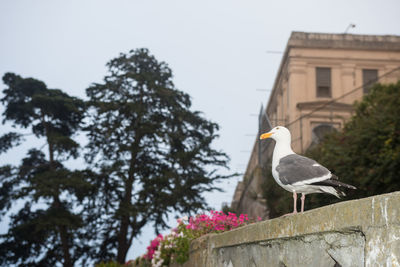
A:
[260, 132, 273, 140]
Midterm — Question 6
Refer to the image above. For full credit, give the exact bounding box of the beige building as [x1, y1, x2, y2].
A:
[231, 32, 400, 219]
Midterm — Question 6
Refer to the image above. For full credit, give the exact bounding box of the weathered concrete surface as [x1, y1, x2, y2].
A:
[184, 191, 400, 267]
[213, 230, 364, 267]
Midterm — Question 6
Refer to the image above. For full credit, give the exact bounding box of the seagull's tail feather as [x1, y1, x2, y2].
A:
[310, 177, 357, 190]
[310, 177, 357, 198]
[315, 186, 344, 198]
[330, 174, 357, 190]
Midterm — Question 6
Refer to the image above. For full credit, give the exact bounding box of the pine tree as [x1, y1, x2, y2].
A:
[85, 48, 232, 263]
[0, 73, 91, 266]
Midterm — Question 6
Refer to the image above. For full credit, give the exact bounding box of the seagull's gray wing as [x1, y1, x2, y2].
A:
[276, 154, 331, 185]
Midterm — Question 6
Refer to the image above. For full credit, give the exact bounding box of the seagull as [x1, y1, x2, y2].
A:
[260, 126, 356, 215]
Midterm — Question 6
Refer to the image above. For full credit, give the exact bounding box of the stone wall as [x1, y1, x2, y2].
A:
[180, 191, 400, 267]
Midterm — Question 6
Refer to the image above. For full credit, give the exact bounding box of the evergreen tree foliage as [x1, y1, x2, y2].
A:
[0, 73, 90, 267]
[305, 81, 400, 209]
[85, 48, 232, 263]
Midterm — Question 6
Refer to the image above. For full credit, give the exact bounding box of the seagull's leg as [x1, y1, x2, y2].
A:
[282, 191, 298, 216]
[292, 191, 298, 214]
[300, 193, 306, 213]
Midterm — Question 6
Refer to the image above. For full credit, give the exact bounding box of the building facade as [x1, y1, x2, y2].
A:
[231, 32, 400, 219]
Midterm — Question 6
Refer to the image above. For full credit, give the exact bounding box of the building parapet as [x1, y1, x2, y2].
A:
[289, 31, 400, 51]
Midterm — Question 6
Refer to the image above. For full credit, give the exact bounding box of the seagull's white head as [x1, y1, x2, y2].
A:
[259, 126, 291, 143]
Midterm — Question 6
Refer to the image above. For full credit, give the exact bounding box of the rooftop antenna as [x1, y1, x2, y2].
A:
[344, 23, 356, 34]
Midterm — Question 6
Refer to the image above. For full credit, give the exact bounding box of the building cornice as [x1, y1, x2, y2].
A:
[296, 100, 354, 111]
[289, 32, 400, 51]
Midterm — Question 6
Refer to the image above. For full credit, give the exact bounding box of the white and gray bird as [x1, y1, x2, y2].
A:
[260, 126, 356, 215]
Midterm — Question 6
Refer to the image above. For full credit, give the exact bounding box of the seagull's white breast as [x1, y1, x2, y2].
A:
[271, 140, 295, 192]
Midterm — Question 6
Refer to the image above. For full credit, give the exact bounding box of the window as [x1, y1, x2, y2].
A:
[363, 69, 378, 94]
[316, 67, 331, 98]
[311, 124, 337, 146]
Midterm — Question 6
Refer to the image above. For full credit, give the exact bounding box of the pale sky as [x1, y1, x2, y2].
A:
[1, 0, 399, 261]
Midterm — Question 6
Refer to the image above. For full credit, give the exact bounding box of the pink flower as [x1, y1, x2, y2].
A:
[185, 211, 250, 235]
[143, 234, 163, 260]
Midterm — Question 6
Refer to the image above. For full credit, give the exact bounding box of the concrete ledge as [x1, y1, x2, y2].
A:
[185, 191, 400, 266]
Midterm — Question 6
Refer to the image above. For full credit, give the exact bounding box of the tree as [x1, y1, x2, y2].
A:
[85, 48, 232, 263]
[305, 81, 400, 209]
[0, 73, 91, 266]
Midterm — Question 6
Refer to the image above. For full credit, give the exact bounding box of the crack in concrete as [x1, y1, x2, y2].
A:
[326, 250, 343, 267]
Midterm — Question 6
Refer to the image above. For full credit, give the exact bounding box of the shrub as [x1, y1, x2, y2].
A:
[140, 211, 259, 266]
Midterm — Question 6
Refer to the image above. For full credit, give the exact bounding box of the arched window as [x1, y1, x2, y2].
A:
[311, 124, 337, 145]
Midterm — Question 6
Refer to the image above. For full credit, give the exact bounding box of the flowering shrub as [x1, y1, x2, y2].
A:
[186, 210, 249, 236]
[143, 234, 163, 260]
[136, 211, 260, 267]
[151, 228, 180, 267]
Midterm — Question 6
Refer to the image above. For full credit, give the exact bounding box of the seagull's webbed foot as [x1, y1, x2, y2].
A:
[282, 211, 298, 217]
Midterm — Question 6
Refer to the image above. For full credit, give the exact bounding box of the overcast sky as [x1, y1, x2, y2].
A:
[1, 0, 400, 261]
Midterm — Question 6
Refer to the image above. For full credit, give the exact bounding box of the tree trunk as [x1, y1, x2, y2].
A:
[54, 198, 73, 267]
[116, 180, 133, 264]
[42, 114, 73, 267]
[116, 134, 143, 263]
[116, 223, 129, 263]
